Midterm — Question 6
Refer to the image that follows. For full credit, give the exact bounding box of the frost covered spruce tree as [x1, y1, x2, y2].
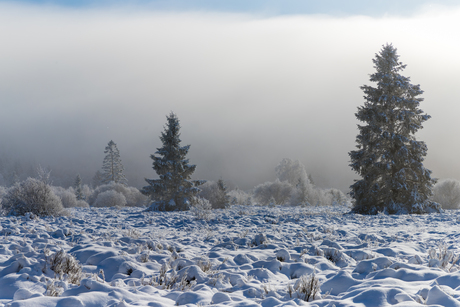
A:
[141, 112, 204, 211]
[74, 174, 84, 201]
[215, 179, 231, 209]
[101, 140, 127, 185]
[349, 44, 440, 214]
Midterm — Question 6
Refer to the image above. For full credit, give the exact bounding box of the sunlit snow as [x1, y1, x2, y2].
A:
[1, 205, 460, 306]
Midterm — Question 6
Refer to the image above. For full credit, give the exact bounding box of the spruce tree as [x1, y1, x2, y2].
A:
[74, 174, 84, 200]
[349, 44, 440, 214]
[101, 140, 127, 185]
[214, 179, 230, 209]
[141, 112, 204, 211]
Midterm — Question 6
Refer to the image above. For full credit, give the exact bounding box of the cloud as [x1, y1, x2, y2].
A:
[1, 3, 460, 190]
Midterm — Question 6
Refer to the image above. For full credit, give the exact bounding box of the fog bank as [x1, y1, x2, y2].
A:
[1, 3, 459, 191]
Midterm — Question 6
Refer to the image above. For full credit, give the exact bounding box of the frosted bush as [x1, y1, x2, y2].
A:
[253, 179, 293, 205]
[276, 158, 310, 186]
[68, 184, 93, 201]
[93, 190, 127, 208]
[199, 181, 219, 206]
[81, 184, 92, 200]
[228, 189, 251, 205]
[428, 243, 459, 271]
[199, 180, 230, 209]
[52, 187, 90, 208]
[256, 158, 345, 207]
[432, 179, 460, 209]
[289, 183, 316, 206]
[268, 196, 276, 208]
[324, 189, 348, 205]
[190, 197, 212, 220]
[48, 250, 83, 285]
[1, 178, 66, 217]
[289, 185, 346, 207]
[53, 187, 79, 208]
[88, 182, 147, 207]
[46, 281, 63, 297]
[36, 165, 52, 185]
[75, 200, 89, 208]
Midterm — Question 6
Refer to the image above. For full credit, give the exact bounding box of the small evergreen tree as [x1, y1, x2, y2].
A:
[101, 140, 127, 185]
[214, 179, 230, 209]
[36, 165, 52, 185]
[349, 44, 440, 214]
[74, 174, 84, 200]
[141, 112, 204, 211]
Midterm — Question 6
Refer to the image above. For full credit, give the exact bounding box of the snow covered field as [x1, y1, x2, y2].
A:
[2, 205, 460, 307]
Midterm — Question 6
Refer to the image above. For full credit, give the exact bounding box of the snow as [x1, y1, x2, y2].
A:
[2, 205, 460, 306]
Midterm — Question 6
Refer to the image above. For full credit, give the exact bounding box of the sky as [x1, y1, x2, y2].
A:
[1, 0, 460, 191]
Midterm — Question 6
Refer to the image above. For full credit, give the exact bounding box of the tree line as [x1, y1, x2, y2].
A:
[1, 43, 457, 216]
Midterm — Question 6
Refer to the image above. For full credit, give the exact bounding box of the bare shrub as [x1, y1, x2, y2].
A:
[261, 283, 273, 297]
[155, 263, 169, 286]
[323, 248, 343, 264]
[93, 190, 127, 208]
[140, 253, 150, 263]
[287, 283, 294, 298]
[294, 272, 320, 302]
[46, 281, 63, 297]
[48, 250, 83, 285]
[428, 243, 459, 271]
[124, 228, 141, 239]
[2, 178, 66, 217]
[197, 257, 212, 272]
[151, 263, 194, 290]
[238, 229, 249, 238]
[208, 272, 225, 287]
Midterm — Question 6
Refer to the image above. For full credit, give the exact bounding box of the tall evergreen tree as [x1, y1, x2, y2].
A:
[349, 44, 440, 214]
[141, 112, 204, 211]
[101, 140, 127, 185]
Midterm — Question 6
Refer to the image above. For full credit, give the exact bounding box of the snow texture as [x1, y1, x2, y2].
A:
[0, 205, 460, 306]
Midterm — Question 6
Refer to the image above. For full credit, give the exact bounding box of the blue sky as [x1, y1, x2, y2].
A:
[3, 0, 460, 16]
